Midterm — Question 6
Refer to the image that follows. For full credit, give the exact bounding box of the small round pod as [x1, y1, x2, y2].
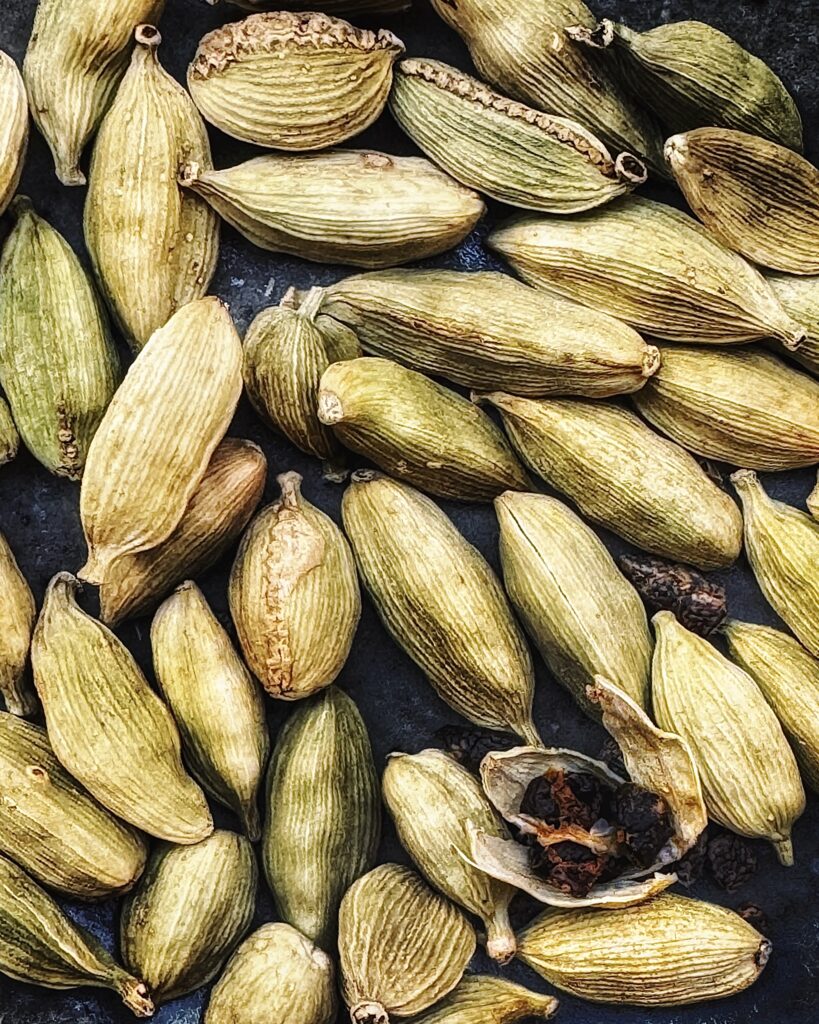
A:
[0, 532, 36, 716]
[0, 51, 28, 217]
[409, 975, 558, 1024]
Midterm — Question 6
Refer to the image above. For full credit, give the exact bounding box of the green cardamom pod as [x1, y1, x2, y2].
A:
[496, 491, 652, 714]
[517, 892, 770, 1005]
[390, 58, 646, 213]
[213, 0, 409, 11]
[31, 572, 213, 844]
[0, 397, 19, 466]
[480, 393, 742, 569]
[652, 610, 805, 864]
[764, 272, 819, 375]
[315, 312, 362, 363]
[204, 923, 337, 1024]
[179, 151, 484, 268]
[339, 863, 476, 1022]
[0, 51, 27, 216]
[666, 128, 819, 274]
[263, 686, 379, 950]
[121, 830, 256, 1004]
[23, 0, 166, 185]
[489, 196, 806, 348]
[0, 197, 120, 480]
[151, 582, 270, 840]
[0, 853, 153, 1016]
[85, 25, 219, 351]
[229, 472, 361, 699]
[409, 975, 558, 1024]
[0, 533, 36, 717]
[341, 471, 540, 743]
[731, 470, 819, 656]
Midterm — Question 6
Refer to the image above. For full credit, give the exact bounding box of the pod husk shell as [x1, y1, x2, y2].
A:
[0, 51, 28, 216]
[0, 533, 36, 717]
[764, 272, 819, 375]
[0, 397, 18, 466]
[408, 974, 558, 1024]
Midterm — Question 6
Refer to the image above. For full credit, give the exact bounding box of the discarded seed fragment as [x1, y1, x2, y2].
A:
[435, 725, 521, 775]
[706, 833, 757, 892]
[618, 554, 726, 636]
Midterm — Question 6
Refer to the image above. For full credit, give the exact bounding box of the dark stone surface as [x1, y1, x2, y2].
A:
[1, 0, 818, 1021]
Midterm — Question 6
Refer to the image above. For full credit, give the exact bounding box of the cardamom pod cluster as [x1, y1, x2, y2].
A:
[229, 472, 361, 699]
[85, 25, 219, 351]
[79, 296, 243, 584]
[23, 0, 166, 185]
[320, 269, 659, 397]
[765, 272, 819, 375]
[390, 58, 646, 213]
[652, 610, 805, 864]
[412, 975, 558, 1024]
[31, 573, 213, 844]
[188, 12, 403, 150]
[338, 863, 476, 1022]
[0, 533, 36, 717]
[342, 471, 540, 743]
[490, 197, 807, 347]
[180, 151, 484, 267]
[0, 51, 27, 216]
[0, 198, 120, 480]
[0, 397, 18, 466]
[263, 686, 379, 950]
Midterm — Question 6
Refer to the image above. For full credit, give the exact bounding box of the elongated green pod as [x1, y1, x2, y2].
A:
[409, 975, 558, 1024]
[0, 51, 27, 216]
[0, 398, 18, 466]
[765, 272, 819, 375]
[0, 533, 36, 716]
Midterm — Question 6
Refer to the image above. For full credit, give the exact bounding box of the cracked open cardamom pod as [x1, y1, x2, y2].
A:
[765, 272, 819, 375]
[339, 863, 476, 1023]
[411, 975, 558, 1024]
[0, 533, 36, 717]
[23, 0, 165, 185]
[0, 51, 27, 216]
[0, 398, 18, 466]
[31, 573, 213, 844]
[342, 471, 540, 743]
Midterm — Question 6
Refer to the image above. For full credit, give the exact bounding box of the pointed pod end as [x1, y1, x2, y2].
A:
[730, 468, 759, 493]
[54, 163, 86, 186]
[178, 162, 201, 189]
[240, 800, 262, 843]
[642, 344, 661, 378]
[650, 609, 678, 631]
[77, 554, 106, 585]
[350, 468, 379, 484]
[485, 928, 517, 965]
[317, 389, 344, 426]
[663, 133, 689, 170]
[566, 18, 615, 48]
[8, 195, 34, 219]
[778, 323, 806, 351]
[135, 24, 161, 49]
[276, 471, 304, 509]
[756, 937, 773, 969]
[772, 834, 795, 866]
[616, 152, 648, 186]
[118, 978, 155, 1018]
[351, 1003, 390, 1024]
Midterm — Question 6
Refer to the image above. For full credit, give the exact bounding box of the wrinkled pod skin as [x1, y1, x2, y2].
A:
[0, 532, 37, 716]
[765, 272, 819, 376]
[408, 975, 558, 1024]
[0, 51, 28, 216]
[0, 397, 18, 466]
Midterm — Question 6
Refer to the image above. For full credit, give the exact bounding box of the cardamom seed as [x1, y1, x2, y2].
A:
[618, 554, 727, 636]
[0, 533, 36, 717]
[0, 51, 27, 216]
[0, 398, 18, 466]
[410, 975, 558, 1024]
[765, 272, 819, 375]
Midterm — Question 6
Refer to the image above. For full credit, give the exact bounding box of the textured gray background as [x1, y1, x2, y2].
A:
[0, 0, 818, 1021]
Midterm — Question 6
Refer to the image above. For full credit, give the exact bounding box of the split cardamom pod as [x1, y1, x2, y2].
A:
[731, 470, 819, 656]
[632, 344, 819, 471]
[0, 853, 153, 1016]
[390, 58, 646, 213]
[229, 472, 361, 699]
[0, 197, 120, 480]
[179, 151, 484, 268]
[666, 128, 819, 274]
[31, 573, 213, 844]
[0, 533, 36, 717]
[121, 830, 257, 1004]
[489, 196, 806, 348]
[85, 25, 219, 351]
[317, 357, 531, 502]
[480, 393, 742, 569]
[263, 686, 379, 950]
[204, 923, 337, 1024]
[342, 471, 540, 743]
[0, 397, 18, 466]
[23, 0, 166, 185]
[320, 269, 659, 398]
[0, 51, 27, 216]
[410, 975, 558, 1024]
[496, 491, 652, 714]
[151, 582, 270, 840]
[79, 296, 243, 585]
[765, 272, 819, 376]
[189, 12, 402, 150]
[339, 863, 476, 1022]
[652, 609, 805, 864]
[517, 892, 770, 1005]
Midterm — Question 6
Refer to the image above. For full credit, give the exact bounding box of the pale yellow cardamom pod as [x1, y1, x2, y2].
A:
[765, 272, 819, 375]
[0, 51, 27, 216]
[0, 398, 19, 466]
[0, 533, 36, 717]
[409, 975, 558, 1024]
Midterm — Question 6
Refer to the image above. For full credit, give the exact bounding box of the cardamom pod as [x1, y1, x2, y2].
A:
[496, 491, 652, 714]
[121, 830, 256, 1004]
[731, 470, 819, 656]
[320, 269, 659, 397]
[85, 25, 219, 352]
[0, 197, 120, 480]
[204, 923, 337, 1024]
[31, 573, 213, 844]
[0, 712, 147, 899]
[724, 619, 819, 793]
[390, 58, 646, 213]
[410, 975, 558, 1024]
[517, 892, 770, 1005]
[765, 272, 819, 375]
[263, 686, 379, 950]
[341, 471, 540, 743]
[23, 0, 166, 185]
[99, 437, 266, 626]
[0, 533, 36, 717]
[318, 357, 532, 501]
[339, 863, 476, 1022]
[214, 0, 409, 11]
[188, 12, 403, 150]
[632, 344, 819, 471]
[229, 472, 361, 699]
[0, 853, 153, 1016]
[79, 296, 243, 585]
[489, 196, 806, 348]
[652, 609, 805, 864]
[179, 151, 484, 268]
[666, 128, 819, 274]
[568, 19, 802, 150]
[315, 312, 362, 363]
[809, 473, 819, 518]
[480, 393, 742, 569]
[0, 51, 27, 216]
[151, 582, 270, 840]
[0, 398, 18, 466]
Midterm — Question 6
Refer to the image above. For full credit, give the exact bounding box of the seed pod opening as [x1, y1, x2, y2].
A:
[0, 533, 36, 717]
[0, 51, 28, 216]
[409, 974, 558, 1024]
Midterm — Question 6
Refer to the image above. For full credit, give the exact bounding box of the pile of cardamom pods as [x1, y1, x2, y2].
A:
[1, 0, 818, 1021]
